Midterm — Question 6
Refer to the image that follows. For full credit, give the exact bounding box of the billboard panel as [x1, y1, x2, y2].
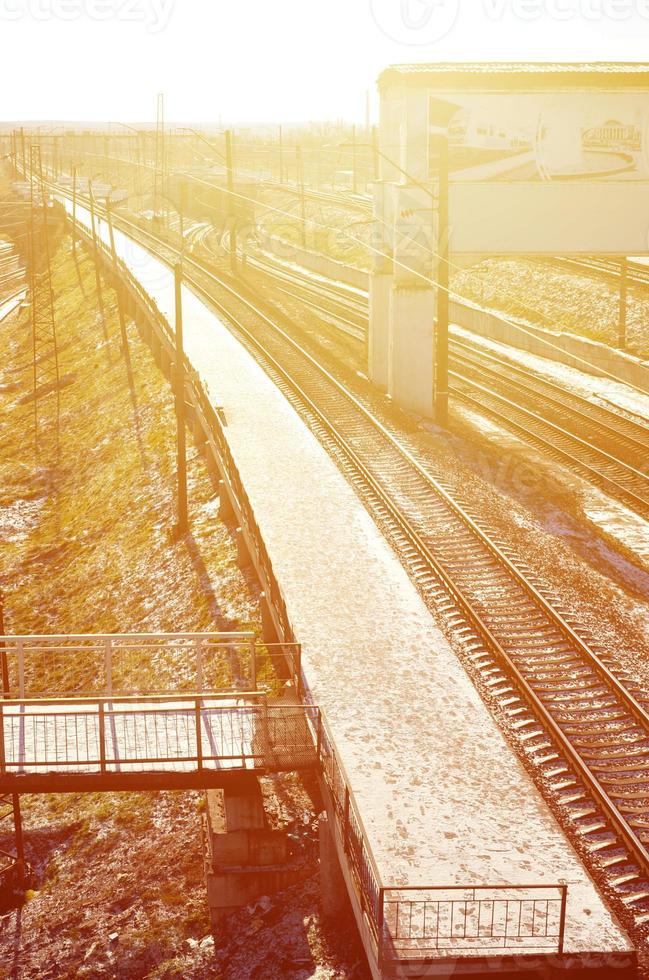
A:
[430, 91, 649, 183]
[392, 66, 649, 254]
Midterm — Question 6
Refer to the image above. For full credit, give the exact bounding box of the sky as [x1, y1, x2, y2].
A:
[2, 0, 649, 123]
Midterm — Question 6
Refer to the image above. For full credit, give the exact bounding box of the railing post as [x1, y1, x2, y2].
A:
[316, 709, 322, 761]
[104, 638, 113, 697]
[17, 639, 24, 699]
[250, 639, 257, 690]
[195, 638, 203, 691]
[98, 702, 106, 775]
[377, 887, 385, 969]
[343, 787, 350, 854]
[0, 702, 6, 775]
[294, 643, 302, 691]
[558, 885, 568, 954]
[195, 699, 203, 770]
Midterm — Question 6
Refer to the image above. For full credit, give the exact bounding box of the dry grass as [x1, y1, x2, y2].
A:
[453, 257, 649, 358]
[0, 229, 261, 976]
[0, 234, 260, 643]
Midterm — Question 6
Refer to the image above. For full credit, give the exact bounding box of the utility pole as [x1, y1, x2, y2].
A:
[71, 167, 78, 257]
[351, 125, 358, 196]
[20, 127, 25, 178]
[618, 256, 628, 350]
[88, 180, 107, 340]
[372, 126, 380, 182]
[154, 93, 166, 223]
[296, 145, 306, 248]
[434, 134, 449, 428]
[278, 124, 284, 184]
[225, 129, 237, 274]
[29, 145, 61, 452]
[174, 262, 188, 536]
[106, 199, 130, 358]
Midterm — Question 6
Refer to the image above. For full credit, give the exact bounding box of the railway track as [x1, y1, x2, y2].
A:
[48, 188, 649, 932]
[244, 248, 649, 521]
[554, 255, 649, 287]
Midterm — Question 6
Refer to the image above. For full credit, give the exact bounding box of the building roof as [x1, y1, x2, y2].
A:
[378, 62, 649, 90]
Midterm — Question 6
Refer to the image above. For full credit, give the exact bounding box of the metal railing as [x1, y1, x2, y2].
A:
[66, 196, 570, 969]
[0, 633, 301, 700]
[378, 885, 567, 961]
[312, 707, 382, 931]
[67, 208, 301, 678]
[0, 696, 316, 779]
[309, 710, 568, 963]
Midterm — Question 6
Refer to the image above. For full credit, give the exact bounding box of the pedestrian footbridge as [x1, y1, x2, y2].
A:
[0, 632, 314, 793]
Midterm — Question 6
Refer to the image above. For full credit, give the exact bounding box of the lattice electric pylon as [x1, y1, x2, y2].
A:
[28, 144, 60, 453]
[153, 92, 166, 221]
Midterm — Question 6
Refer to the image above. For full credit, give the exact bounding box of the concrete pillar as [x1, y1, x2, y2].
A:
[384, 177, 436, 419]
[368, 269, 392, 389]
[204, 774, 304, 927]
[260, 593, 280, 647]
[368, 180, 393, 389]
[221, 772, 266, 830]
[235, 527, 252, 569]
[218, 479, 237, 526]
[319, 813, 348, 918]
[192, 414, 207, 448]
[388, 284, 435, 417]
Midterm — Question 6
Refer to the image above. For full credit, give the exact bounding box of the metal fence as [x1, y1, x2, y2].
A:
[0, 696, 317, 779]
[91, 213, 300, 675]
[0, 633, 301, 700]
[310, 707, 568, 964]
[312, 708, 383, 935]
[68, 197, 570, 969]
[379, 885, 567, 961]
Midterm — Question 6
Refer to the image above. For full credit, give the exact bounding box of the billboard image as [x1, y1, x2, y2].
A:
[430, 92, 649, 182]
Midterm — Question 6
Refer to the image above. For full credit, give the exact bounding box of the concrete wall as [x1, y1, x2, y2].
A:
[450, 297, 649, 396]
[261, 233, 649, 399]
[261, 235, 369, 291]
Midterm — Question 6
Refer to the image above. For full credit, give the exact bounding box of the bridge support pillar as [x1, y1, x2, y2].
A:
[235, 527, 251, 569]
[192, 414, 207, 449]
[204, 775, 313, 927]
[218, 479, 237, 526]
[388, 283, 435, 418]
[260, 594, 280, 647]
[319, 812, 348, 918]
[368, 267, 392, 390]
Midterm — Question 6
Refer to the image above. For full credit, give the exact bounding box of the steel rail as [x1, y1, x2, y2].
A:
[554, 255, 649, 288]
[449, 336, 649, 451]
[244, 247, 649, 516]
[449, 370, 649, 517]
[75, 200, 649, 885]
[42, 178, 649, 897]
